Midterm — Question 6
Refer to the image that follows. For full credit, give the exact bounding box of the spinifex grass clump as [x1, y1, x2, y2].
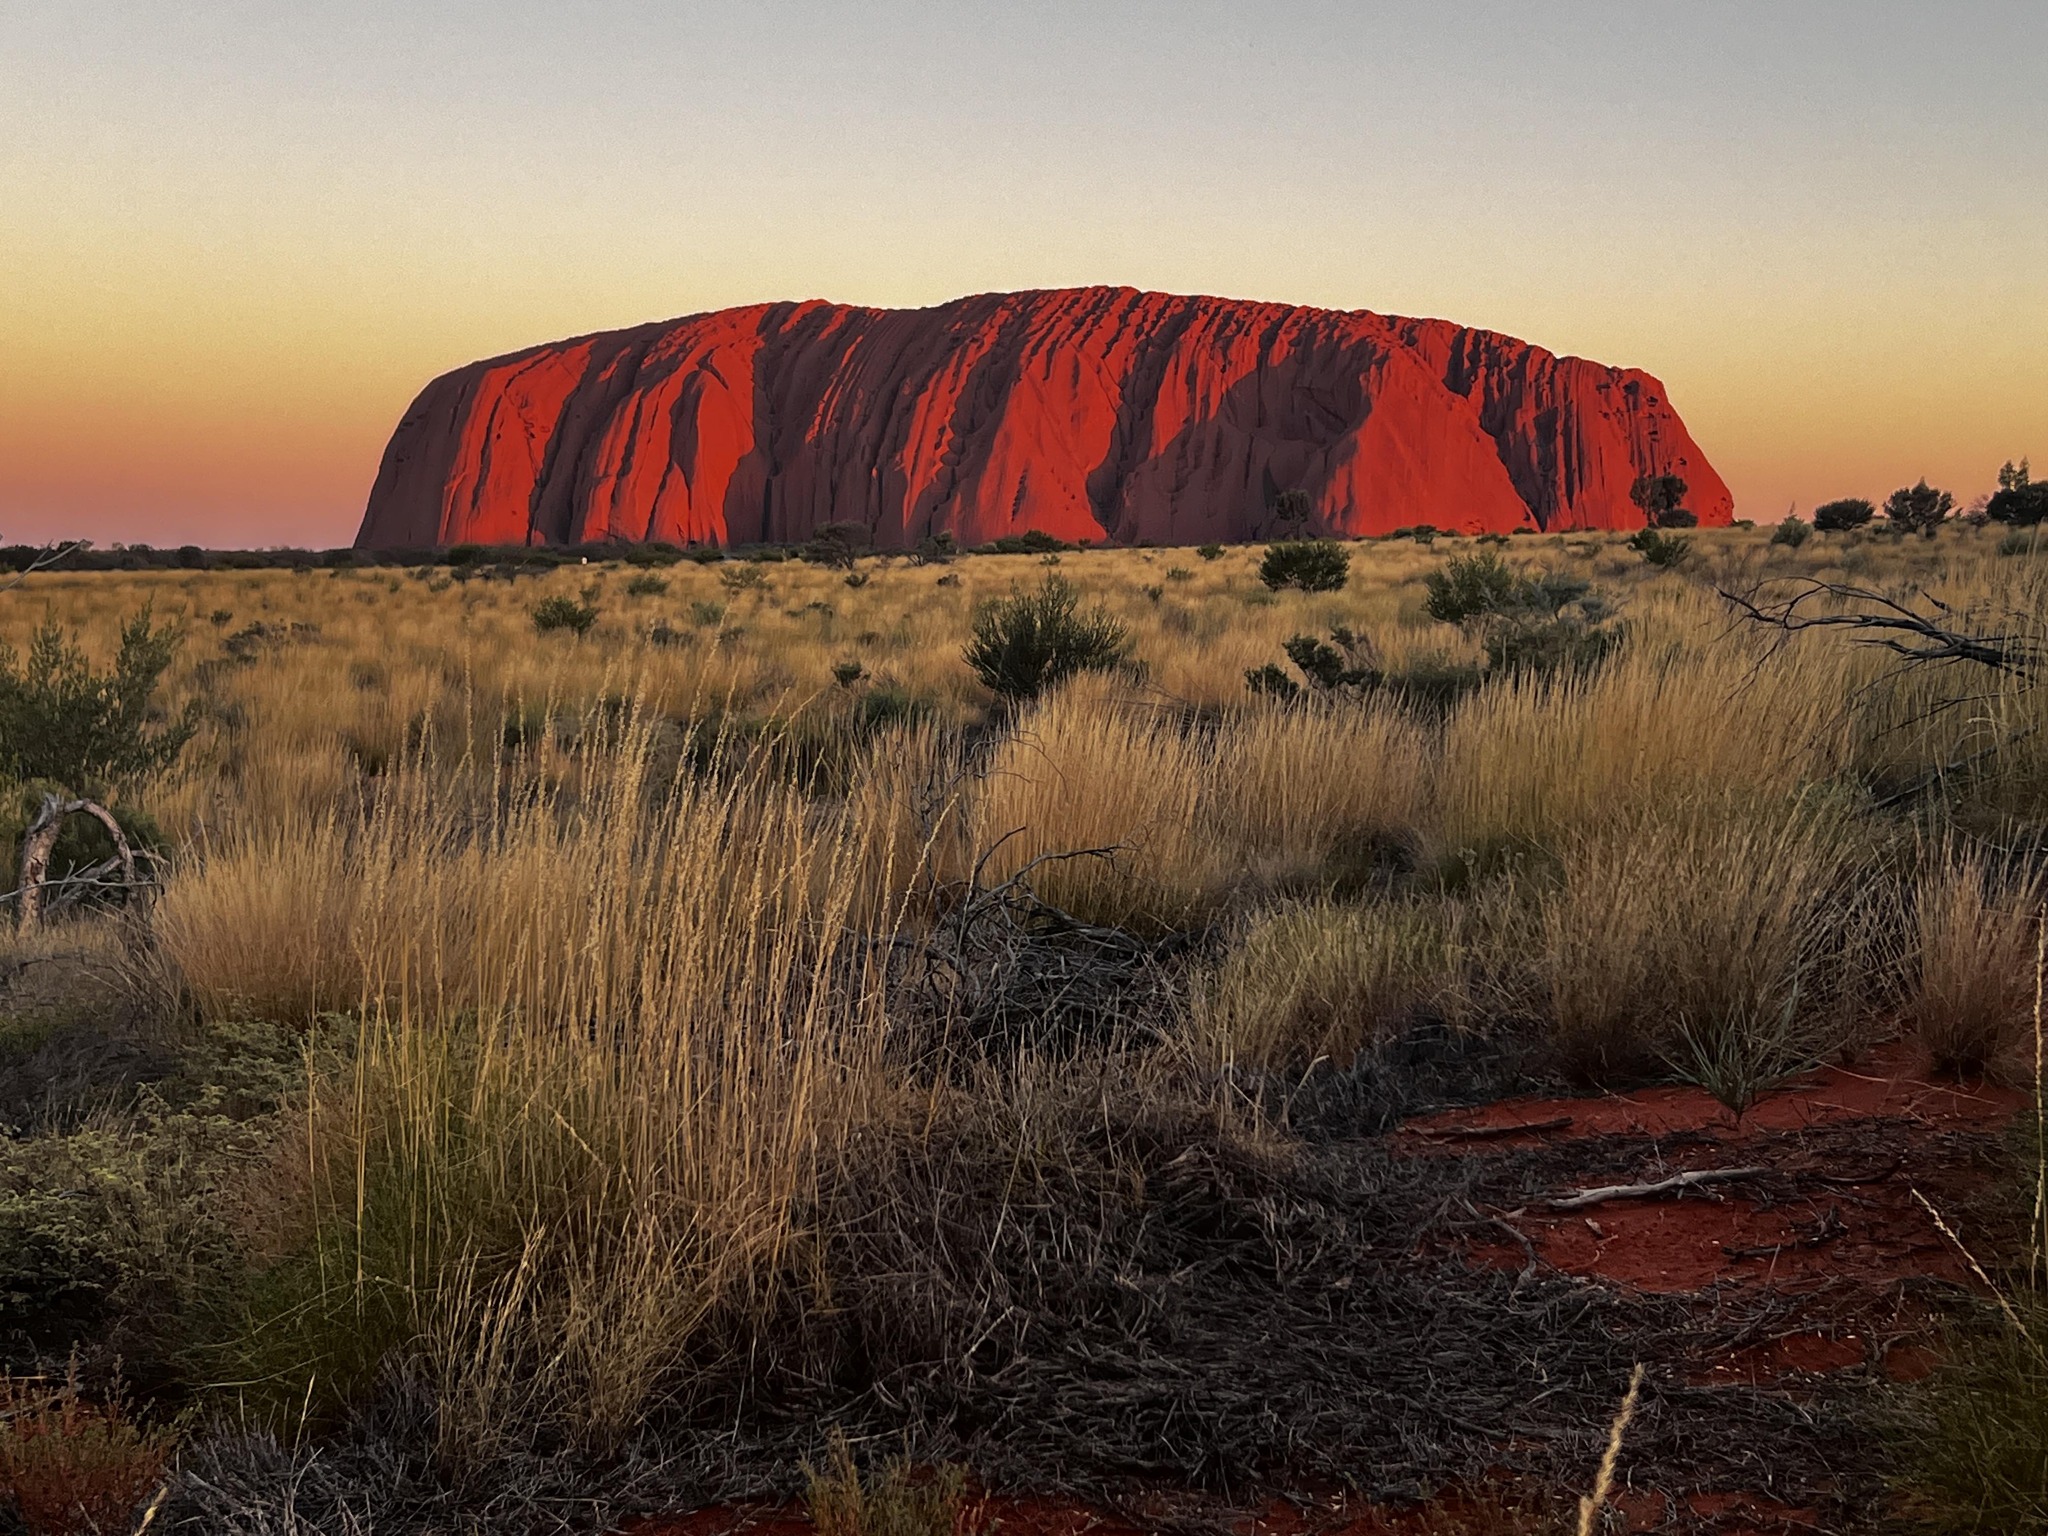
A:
[158, 716, 911, 1465]
[804, 1428, 978, 1536]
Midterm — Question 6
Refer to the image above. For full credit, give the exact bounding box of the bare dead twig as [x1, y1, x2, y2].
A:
[1719, 578, 2039, 675]
[1547, 1166, 1768, 1211]
[0, 537, 86, 594]
[1414, 1115, 1573, 1143]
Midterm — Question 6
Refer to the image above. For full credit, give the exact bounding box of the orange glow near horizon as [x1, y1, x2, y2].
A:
[3, 4, 2041, 548]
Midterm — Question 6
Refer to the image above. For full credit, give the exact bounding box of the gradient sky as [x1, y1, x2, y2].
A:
[3, 1, 2043, 548]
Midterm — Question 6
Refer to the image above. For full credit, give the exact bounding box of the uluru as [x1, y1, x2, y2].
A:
[355, 287, 1732, 550]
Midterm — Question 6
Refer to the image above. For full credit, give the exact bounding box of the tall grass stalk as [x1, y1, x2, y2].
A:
[162, 714, 908, 1462]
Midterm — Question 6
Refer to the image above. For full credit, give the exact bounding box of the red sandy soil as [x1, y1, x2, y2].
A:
[623, 1045, 2023, 1536]
[1401, 1042, 2025, 1296]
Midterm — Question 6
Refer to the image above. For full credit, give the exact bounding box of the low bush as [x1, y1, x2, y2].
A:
[1772, 516, 1812, 548]
[1989, 482, 2048, 527]
[1629, 473, 1692, 528]
[1886, 480, 1954, 538]
[0, 1366, 175, 1536]
[1258, 539, 1349, 592]
[963, 576, 1130, 702]
[1626, 528, 1692, 568]
[531, 595, 599, 635]
[623, 572, 668, 597]
[1814, 497, 1876, 531]
[1196, 543, 1225, 561]
[0, 610, 198, 790]
[981, 530, 1068, 556]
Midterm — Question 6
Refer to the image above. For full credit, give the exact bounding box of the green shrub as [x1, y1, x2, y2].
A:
[1629, 473, 1691, 527]
[1258, 539, 1349, 593]
[531, 596, 598, 635]
[963, 575, 1130, 702]
[982, 530, 1068, 556]
[1626, 528, 1692, 568]
[0, 611, 197, 793]
[1988, 483, 2048, 527]
[1897, 1308, 2048, 1532]
[719, 564, 768, 594]
[1813, 497, 1876, 531]
[910, 533, 956, 566]
[1422, 552, 1520, 623]
[624, 573, 669, 597]
[1484, 616, 1622, 678]
[1885, 479, 1954, 538]
[855, 685, 932, 735]
[1195, 543, 1225, 561]
[803, 522, 871, 569]
[1771, 516, 1812, 548]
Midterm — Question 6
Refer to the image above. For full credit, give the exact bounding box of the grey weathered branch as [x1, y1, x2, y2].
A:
[13, 794, 138, 932]
[1546, 1166, 1767, 1211]
[0, 538, 86, 595]
[1719, 578, 2038, 675]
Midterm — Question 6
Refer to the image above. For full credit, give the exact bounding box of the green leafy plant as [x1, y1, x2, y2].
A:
[981, 530, 1068, 555]
[804, 522, 871, 569]
[624, 573, 669, 597]
[1813, 497, 1876, 531]
[1629, 473, 1692, 528]
[1195, 543, 1225, 561]
[963, 575, 1129, 702]
[1626, 528, 1692, 568]
[531, 595, 599, 635]
[1885, 479, 1955, 538]
[0, 610, 198, 790]
[1989, 461, 2046, 527]
[719, 564, 768, 594]
[1422, 551, 1521, 623]
[1771, 516, 1812, 548]
[1258, 539, 1350, 592]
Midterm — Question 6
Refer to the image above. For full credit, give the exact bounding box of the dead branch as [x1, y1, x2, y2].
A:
[1719, 578, 2038, 675]
[1414, 1114, 1573, 1143]
[0, 537, 86, 594]
[1546, 1166, 1767, 1211]
[13, 794, 139, 932]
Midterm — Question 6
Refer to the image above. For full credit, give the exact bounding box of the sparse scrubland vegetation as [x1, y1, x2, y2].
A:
[2, 518, 2046, 1532]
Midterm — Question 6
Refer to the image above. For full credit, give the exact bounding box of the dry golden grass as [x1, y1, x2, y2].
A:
[8, 522, 2045, 1457]
[1906, 839, 2047, 1074]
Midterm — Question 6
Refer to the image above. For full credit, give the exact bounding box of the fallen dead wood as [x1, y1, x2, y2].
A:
[1546, 1166, 1768, 1211]
[13, 794, 138, 932]
[1415, 1114, 1573, 1142]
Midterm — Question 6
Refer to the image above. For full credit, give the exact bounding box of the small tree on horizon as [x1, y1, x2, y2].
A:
[1813, 497, 1876, 532]
[1629, 474, 1691, 528]
[1884, 480, 1954, 539]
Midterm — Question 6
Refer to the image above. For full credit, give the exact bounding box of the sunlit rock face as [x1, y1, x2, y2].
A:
[356, 287, 1731, 549]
